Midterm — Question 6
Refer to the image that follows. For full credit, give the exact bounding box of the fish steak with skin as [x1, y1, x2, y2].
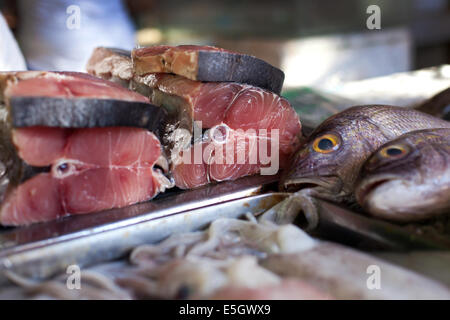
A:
[87, 47, 302, 189]
[131, 45, 285, 94]
[355, 128, 450, 222]
[0, 71, 171, 226]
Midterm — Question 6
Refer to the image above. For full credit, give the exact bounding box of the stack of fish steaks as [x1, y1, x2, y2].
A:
[0, 45, 302, 225]
[88, 45, 302, 189]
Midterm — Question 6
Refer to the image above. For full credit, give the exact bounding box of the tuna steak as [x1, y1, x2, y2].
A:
[0, 71, 171, 225]
[171, 89, 301, 189]
[2, 71, 167, 135]
[0, 71, 148, 103]
[132, 45, 285, 94]
[87, 48, 302, 189]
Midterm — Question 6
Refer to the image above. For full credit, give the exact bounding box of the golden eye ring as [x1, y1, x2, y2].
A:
[379, 145, 408, 158]
[312, 134, 340, 154]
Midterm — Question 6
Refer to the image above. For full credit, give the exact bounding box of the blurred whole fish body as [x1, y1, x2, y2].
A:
[414, 87, 450, 121]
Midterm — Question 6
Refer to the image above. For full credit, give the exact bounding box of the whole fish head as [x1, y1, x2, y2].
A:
[355, 128, 450, 222]
[281, 109, 388, 203]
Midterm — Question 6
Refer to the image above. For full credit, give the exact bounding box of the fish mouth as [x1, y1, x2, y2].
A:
[282, 175, 343, 195]
[355, 176, 398, 206]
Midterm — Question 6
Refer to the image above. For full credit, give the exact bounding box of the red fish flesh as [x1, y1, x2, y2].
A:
[171, 89, 301, 189]
[1, 71, 149, 103]
[0, 127, 170, 225]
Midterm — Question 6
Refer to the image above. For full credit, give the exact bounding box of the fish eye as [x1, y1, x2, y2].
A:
[379, 145, 408, 158]
[312, 134, 340, 154]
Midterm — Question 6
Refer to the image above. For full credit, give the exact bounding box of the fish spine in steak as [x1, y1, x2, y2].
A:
[0, 127, 171, 225]
[170, 89, 301, 189]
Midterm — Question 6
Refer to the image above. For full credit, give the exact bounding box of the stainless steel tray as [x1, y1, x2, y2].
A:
[0, 175, 280, 283]
[1, 173, 448, 285]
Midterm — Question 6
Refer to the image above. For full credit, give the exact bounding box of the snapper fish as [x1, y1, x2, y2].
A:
[355, 128, 450, 222]
[277, 105, 450, 228]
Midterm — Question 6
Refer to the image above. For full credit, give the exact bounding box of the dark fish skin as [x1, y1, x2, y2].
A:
[10, 97, 167, 137]
[132, 45, 285, 94]
[0, 102, 29, 204]
[355, 128, 450, 222]
[281, 105, 450, 205]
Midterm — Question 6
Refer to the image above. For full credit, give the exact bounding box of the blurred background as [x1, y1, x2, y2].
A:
[1, 0, 450, 111]
[129, 0, 449, 89]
